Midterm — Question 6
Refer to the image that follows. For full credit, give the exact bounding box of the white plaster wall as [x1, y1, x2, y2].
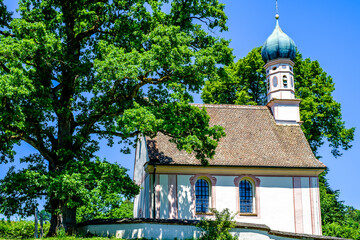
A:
[301, 177, 312, 234]
[159, 175, 169, 219]
[312, 177, 321, 235]
[144, 175, 150, 218]
[78, 223, 301, 240]
[141, 173, 321, 235]
[150, 174, 154, 218]
[215, 176, 237, 213]
[133, 136, 148, 184]
[78, 223, 201, 239]
[177, 175, 193, 219]
[134, 175, 148, 218]
[281, 91, 294, 99]
[133, 136, 150, 218]
[276, 105, 300, 122]
[258, 176, 295, 233]
[133, 192, 139, 218]
[269, 90, 295, 101]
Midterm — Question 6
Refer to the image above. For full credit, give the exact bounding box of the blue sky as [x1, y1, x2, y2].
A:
[217, 0, 360, 209]
[1, 0, 359, 213]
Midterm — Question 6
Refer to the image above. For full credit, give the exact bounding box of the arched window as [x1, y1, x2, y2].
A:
[195, 179, 209, 213]
[234, 175, 260, 216]
[283, 75, 288, 88]
[239, 180, 253, 213]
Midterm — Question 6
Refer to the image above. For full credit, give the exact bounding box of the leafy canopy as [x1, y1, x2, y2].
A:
[0, 0, 232, 234]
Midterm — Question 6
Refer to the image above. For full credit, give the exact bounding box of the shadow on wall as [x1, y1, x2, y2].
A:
[178, 181, 194, 219]
[112, 224, 201, 239]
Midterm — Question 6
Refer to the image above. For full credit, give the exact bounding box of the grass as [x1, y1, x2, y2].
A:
[0, 237, 160, 240]
[0, 237, 118, 240]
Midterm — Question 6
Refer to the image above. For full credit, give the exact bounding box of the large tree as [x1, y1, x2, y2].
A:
[0, 0, 232, 235]
[202, 47, 354, 158]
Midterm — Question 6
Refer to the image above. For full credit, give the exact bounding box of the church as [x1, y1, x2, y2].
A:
[79, 13, 348, 240]
[132, 13, 328, 238]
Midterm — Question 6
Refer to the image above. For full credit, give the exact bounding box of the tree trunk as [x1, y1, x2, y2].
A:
[47, 212, 62, 237]
[62, 206, 77, 235]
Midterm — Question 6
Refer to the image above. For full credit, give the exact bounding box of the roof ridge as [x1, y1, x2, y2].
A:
[190, 103, 268, 110]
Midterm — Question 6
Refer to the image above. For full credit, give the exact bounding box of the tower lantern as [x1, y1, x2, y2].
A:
[261, 14, 301, 124]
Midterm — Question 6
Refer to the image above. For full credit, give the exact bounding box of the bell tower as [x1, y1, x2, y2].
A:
[261, 13, 301, 124]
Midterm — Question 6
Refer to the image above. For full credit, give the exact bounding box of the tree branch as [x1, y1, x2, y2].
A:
[74, 13, 102, 42]
[91, 130, 140, 138]
[52, 83, 62, 93]
[5, 125, 56, 169]
[73, 74, 172, 151]
[0, 61, 10, 73]
[21, 136, 56, 169]
[0, 30, 15, 37]
[74, 25, 100, 43]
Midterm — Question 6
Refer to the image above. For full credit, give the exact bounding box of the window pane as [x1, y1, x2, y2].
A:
[239, 180, 253, 213]
[195, 179, 209, 213]
[283, 75, 288, 88]
[273, 76, 278, 87]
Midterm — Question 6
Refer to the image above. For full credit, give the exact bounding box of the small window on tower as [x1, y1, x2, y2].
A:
[291, 77, 294, 88]
[290, 67, 293, 72]
[283, 75, 288, 88]
[267, 78, 270, 91]
[282, 65, 286, 69]
[272, 66, 277, 71]
[273, 76, 278, 87]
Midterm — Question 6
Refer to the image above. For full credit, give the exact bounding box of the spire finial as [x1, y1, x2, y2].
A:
[275, 0, 279, 19]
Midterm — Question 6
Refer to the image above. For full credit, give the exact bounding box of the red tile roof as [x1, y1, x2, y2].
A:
[146, 104, 325, 168]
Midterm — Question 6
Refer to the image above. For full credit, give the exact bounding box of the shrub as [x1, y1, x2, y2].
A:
[0, 219, 50, 239]
[323, 222, 360, 240]
[196, 208, 238, 240]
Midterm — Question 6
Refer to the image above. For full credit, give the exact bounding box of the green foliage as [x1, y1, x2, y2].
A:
[77, 199, 134, 223]
[0, 0, 232, 234]
[38, 210, 52, 222]
[0, 158, 138, 217]
[202, 47, 266, 106]
[196, 208, 238, 240]
[202, 47, 354, 158]
[319, 172, 346, 225]
[293, 53, 354, 158]
[323, 222, 360, 239]
[320, 172, 360, 239]
[0, 219, 50, 239]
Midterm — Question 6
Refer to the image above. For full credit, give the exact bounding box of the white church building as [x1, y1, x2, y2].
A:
[133, 13, 325, 235]
[79, 14, 349, 240]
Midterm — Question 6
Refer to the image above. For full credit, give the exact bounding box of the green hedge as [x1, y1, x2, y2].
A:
[0, 219, 50, 239]
[323, 222, 360, 240]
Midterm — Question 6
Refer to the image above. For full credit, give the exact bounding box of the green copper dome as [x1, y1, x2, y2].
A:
[261, 19, 296, 63]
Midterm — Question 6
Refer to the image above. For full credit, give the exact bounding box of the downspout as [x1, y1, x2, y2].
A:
[152, 164, 156, 219]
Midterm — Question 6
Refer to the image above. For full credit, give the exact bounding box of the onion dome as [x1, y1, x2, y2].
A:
[261, 15, 296, 63]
